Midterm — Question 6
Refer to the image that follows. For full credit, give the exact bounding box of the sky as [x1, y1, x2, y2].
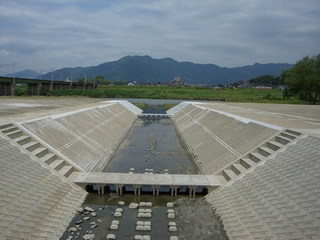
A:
[0, 0, 320, 75]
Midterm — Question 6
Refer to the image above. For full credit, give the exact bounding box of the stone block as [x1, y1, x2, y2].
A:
[106, 233, 116, 240]
[170, 237, 178, 240]
[167, 202, 174, 208]
[136, 225, 144, 231]
[167, 209, 174, 213]
[111, 220, 119, 225]
[115, 208, 123, 213]
[168, 222, 176, 226]
[114, 212, 122, 217]
[169, 226, 177, 232]
[110, 224, 118, 230]
[84, 206, 94, 212]
[167, 213, 175, 219]
[118, 201, 124, 206]
[145, 202, 152, 207]
[134, 235, 151, 240]
[136, 221, 144, 226]
[129, 203, 139, 209]
[139, 202, 147, 207]
[143, 225, 152, 231]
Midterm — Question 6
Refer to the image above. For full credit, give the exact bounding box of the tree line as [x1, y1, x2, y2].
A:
[281, 54, 320, 105]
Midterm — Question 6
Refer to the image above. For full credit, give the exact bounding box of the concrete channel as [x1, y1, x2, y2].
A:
[1, 98, 320, 240]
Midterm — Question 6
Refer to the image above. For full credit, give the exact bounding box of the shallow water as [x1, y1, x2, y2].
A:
[103, 118, 198, 175]
[60, 104, 205, 239]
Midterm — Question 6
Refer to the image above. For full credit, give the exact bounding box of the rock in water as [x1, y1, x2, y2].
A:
[84, 206, 94, 212]
[82, 233, 95, 240]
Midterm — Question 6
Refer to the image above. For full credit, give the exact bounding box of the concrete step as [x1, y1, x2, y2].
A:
[15, 135, 32, 145]
[280, 132, 296, 140]
[223, 169, 238, 181]
[49, 160, 65, 171]
[285, 129, 302, 137]
[41, 154, 57, 165]
[58, 165, 74, 178]
[232, 162, 247, 174]
[258, 147, 272, 157]
[24, 142, 40, 152]
[215, 175, 228, 185]
[1, 126, 18, 134]
[241, 157, 258, 168]
[275, 135, 290, 145]
[0, 123, 13, 130]
[32, 148, 48, 158]
[249, 152, 264, 164]
[267, 141, 282, 151]
[6, 129, 23, 139]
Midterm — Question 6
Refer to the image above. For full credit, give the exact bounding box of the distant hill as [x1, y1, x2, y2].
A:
[3, 69, 39, 79]
[42, 56, 294, 85]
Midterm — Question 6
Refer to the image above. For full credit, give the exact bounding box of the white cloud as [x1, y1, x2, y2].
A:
[0, 0, 319, 73]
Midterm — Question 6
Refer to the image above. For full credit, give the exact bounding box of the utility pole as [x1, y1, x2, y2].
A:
[94, 75, 96, 86]
[13, 62, 16, 85]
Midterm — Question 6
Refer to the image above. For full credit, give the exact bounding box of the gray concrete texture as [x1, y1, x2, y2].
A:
[1, 97, 320, 239]
[0, 136, 87, 239]
[22, 103, 136, 172]
[171, 104, 279, 174]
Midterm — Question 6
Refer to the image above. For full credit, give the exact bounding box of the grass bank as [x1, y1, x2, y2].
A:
[13, 85, 312, 104]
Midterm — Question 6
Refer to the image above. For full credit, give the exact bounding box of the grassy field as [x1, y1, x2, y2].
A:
[98, 85, 308, 104]
[12, 85, 312, 104]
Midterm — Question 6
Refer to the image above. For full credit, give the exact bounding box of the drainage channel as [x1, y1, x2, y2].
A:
[60, 104, 228, 240]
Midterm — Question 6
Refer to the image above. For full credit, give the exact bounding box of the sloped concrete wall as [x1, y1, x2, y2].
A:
[23, 102, 136, 172]
[0, 136, 87, 239]
[206, 136, 320, 239]
[171, 104, 279, 174]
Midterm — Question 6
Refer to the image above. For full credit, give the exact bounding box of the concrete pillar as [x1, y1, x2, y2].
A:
[134, 185, 141, 195]
[97, 184, 105, 194]
[189, 187, 196, 197]
[152, 185, 159, 196]
[116, 185, 124, 195]
[0, 82, 14, 96]
[27, 83, 40, 96]
[171, 187, 177, 196]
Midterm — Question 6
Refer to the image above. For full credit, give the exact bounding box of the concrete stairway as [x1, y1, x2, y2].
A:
[215, 129, 302, 184]
[0, 123, 81, 180]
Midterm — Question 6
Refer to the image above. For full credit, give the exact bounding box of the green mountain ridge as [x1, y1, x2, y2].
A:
[42, 55, 293, 85]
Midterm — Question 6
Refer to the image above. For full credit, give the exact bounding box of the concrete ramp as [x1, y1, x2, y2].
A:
[171, 104, 280, 174]
[22, 102, 137, 172]
[206, 136, 320, 239]
[0, 135, 87, 239]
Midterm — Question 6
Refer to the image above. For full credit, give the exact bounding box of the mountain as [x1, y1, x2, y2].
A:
[3, 69, 39, 79]
[42, 56, 294, 85]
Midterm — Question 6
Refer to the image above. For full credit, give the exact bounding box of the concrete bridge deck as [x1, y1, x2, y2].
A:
[74, 172, 222, 196]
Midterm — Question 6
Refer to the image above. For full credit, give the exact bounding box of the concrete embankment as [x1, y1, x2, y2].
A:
[171, 103, 279, 175]
[22, 102, 140, 172]
[206, 135, 320, 239]
[0, 135, 87, 239]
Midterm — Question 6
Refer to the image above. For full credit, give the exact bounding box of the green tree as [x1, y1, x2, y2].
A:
[281, 54, 320, 104]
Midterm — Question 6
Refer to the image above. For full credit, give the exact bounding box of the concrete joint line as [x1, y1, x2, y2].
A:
[194, 119, 241, 158]
[58, 109, 126, 151]
[15, 122, 86, 173]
